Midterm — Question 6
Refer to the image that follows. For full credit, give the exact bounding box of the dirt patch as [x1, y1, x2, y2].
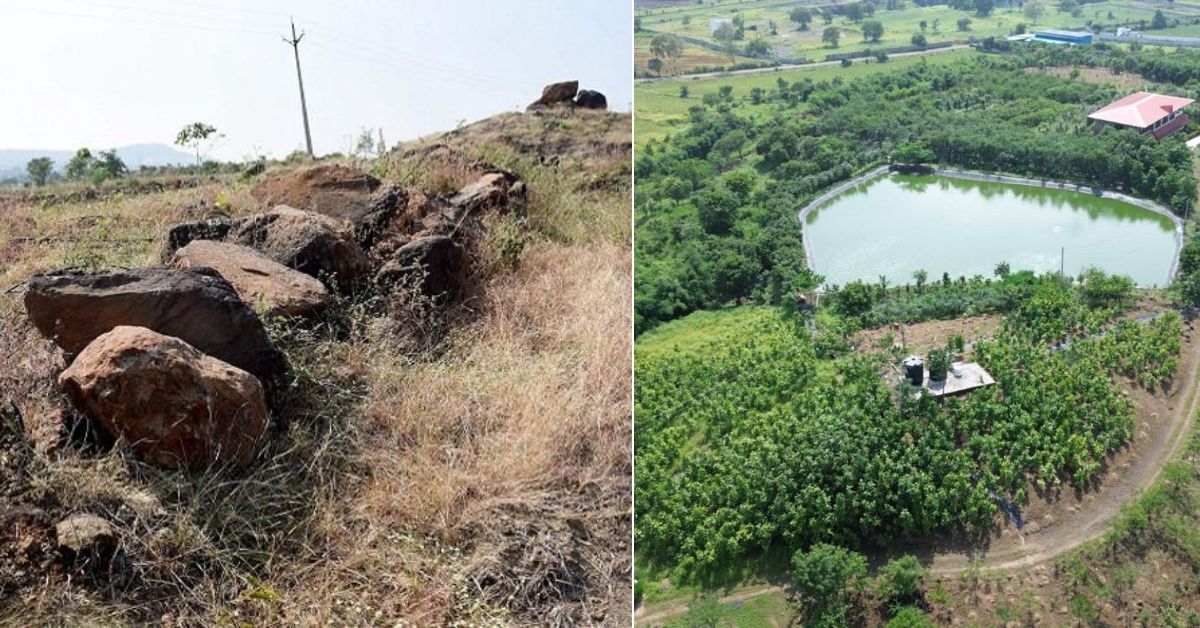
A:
[1024, 66, 1150, 89]
[853, 314, 1003, 357]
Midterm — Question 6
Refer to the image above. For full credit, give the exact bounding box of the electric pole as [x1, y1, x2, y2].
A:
[1060, 246, 1065, 276]
[283, 18, 314, 157]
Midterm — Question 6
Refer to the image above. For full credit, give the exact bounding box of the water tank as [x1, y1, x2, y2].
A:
[902, 356, 924, 387]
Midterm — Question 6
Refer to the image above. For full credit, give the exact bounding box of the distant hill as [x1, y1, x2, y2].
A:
[0, 143, 195, 180]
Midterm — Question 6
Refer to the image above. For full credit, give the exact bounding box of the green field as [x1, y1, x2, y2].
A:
[634, 47, 973, 147]
[635, 0, 1200, 77]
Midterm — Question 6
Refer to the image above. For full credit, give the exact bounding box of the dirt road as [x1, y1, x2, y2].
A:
[634, 45, 970, 85]
[636, 321, 1200, 626]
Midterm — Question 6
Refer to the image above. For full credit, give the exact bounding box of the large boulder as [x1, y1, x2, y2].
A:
[374, 235, 469, 299]
[24, 268, 288, 390]
[58, 326, 269, 470]
[249, 165, 404, 244]
[164, 220, 232, 256]
[168, 240, 331, 317]
[449, 171, 526, 215]
[574, 89, 607, 110]
[527, 81, 579, 110]
[228, 205, 371, 284]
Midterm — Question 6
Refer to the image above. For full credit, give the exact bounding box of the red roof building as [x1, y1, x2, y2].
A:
[1088, 92, 1195, 139]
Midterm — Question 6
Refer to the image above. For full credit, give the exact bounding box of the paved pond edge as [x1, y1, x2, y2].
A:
[797, 165, 1185, 287]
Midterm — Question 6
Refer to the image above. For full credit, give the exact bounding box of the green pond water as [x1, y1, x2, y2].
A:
[804, 174, 1179, 288]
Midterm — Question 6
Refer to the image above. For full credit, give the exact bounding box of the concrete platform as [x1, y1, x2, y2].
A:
[925, 362, 994, 397]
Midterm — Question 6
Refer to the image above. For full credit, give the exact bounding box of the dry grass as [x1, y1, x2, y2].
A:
[0, 110, 632, 625]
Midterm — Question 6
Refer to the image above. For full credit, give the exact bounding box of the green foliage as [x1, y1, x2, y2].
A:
[790, 6, 812, 29]
[878, 556, 926, 602]
[862, 20, 884, 42]
[25, 157, 52, 186]
[681, 595, 724, 627]
[792, 544, 867, 623]
[175, 121, 221, 166]
[1153, 9, 1168, 29]
[746, 38, 770, 56]
[635, 285, 1180, 581]
[822, 26, 840, 47]
[887, 606, 934, 627]
[64, 148, 94, 180]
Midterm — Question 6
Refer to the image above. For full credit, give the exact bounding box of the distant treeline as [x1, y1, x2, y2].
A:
[635, 52, 1196, 333]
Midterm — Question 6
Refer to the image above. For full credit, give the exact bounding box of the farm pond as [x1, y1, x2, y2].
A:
[803, 173, 1180, 288]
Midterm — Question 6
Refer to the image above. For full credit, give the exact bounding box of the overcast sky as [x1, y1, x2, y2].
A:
[0, 0, 632, 161]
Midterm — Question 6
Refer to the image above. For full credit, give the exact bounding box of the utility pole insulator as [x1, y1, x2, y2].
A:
[283, 18, 314, 158]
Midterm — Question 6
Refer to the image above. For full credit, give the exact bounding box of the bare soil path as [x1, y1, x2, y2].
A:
[636, 316, 1200, 626]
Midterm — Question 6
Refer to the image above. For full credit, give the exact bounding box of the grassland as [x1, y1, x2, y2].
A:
[0, 109, 633, 625]
[635, 0, 1200, 77]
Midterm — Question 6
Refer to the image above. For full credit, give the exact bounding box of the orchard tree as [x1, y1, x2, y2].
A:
[25, 157, 52, 186]
[1024, 0, 1046, 24]
[792, 544, 868, 625]
[957, 17, 973, 30]
[823, 26, 842, 47]
[862, 20, 884, 41]
[790, 6, 813, 29]
[650, 33, 684, 74]
[175, 122, 222, 167]
[745, 37, 770, 55]
[1152, 9, 1168, 28]
[975, 0, 994, 16]
[714, 21, 738, 60]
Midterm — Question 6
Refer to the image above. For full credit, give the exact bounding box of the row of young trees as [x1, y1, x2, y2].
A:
[635, 274, 1182, 583]
[635, 52, 1197, 333]
[19, 122, 220, 188]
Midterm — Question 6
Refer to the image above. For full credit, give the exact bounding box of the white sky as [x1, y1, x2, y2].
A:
[0, 0, 632, 161]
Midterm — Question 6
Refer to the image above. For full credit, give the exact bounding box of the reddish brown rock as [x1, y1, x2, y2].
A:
[228, 205, 371, 284]
[527, 80, 579, 110]
[450, 171, 526, 215]
[169, 240, 331, 317]
[58, 326, 269, 470]
[374, 234, 469, 300]
[248, 165, 405, 244]
[55, 514, 114, 554]
[24, 268, 288, 391]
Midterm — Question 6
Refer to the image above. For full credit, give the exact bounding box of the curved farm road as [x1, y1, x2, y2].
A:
[636, 324, 1200, 626]
[634, 44, 970, 85]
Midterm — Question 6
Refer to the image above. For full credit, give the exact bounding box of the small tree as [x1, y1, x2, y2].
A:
[912, 33, 928, 47]
[25, 157, 52, 186]
[823, 26, 842, 47]
[862, 20, 884, 41]
[792, 544, 868, 624]
[994, 261, 1011, 278]
[65, 148, 95, 180]
[919, 19, 928, 31]
[679, 85, 690, 98]
[1152, 9, 1168, 28]
[648, 57, 664, 75]
[790, 6, 813, 29]
[93, 150, 128, 181]
[975, 0, 994, 16]
[1024, 0, 1045, 24]
[879, 555, 927, 604]
[651, 33, 684, 74]
[913, 269, 928, 293]
[957, 17, 973, 31]
[175, 122, 221, 168]
[745, 38, 770, 55]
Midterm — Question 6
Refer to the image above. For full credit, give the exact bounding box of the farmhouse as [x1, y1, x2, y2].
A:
[1088, 92, 1195, 139]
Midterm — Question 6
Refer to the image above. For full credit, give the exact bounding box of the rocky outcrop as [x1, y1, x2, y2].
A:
[165, 220, 232, 256]
[169, 240, 331, 317]
[24, 268, 288, 390]
[574, 89, 608, 110]
[374, 235, 468, 299]
[248, 165, 404, 244]
[228, 205, 371, 284]
[527, 81, 579, 110]
[58, 326, 269, 470]
[450, 171, 526, 215]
